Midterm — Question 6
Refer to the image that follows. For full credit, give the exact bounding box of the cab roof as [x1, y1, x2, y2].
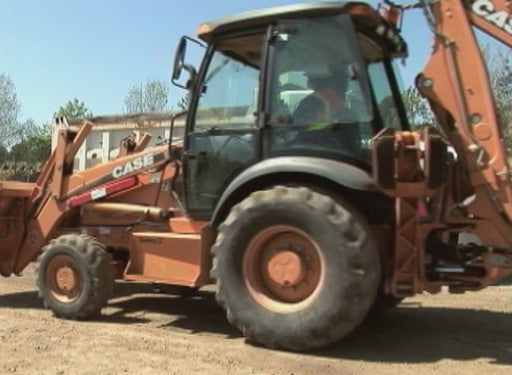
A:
[197, 1, 375, 42]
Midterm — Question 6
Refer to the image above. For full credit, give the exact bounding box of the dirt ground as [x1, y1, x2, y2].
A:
[0, 265, 510, 375]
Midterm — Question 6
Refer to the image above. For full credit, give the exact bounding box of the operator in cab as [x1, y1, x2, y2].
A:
[293, 64, 350, 127]
[292, 63, 360, 153]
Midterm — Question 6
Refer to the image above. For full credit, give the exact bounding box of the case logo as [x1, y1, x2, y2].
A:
[112, 153, 155, 178]
[471, 0, 512, 35]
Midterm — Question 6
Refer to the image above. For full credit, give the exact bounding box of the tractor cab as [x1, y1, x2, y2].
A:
[172, 1, 408, 217]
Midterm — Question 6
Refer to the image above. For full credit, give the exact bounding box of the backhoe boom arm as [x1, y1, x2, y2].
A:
[412, 0, 512, 245]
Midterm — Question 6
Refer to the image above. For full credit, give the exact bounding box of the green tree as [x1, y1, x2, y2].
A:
[177, 93, 190, 111]
[0, 73, 22, 150]
[0, 73, 51, 181]
[402, 86, 436, 130]
[54, 98, 92, 120]
[481, 44, 512, 151]
[123, 79, 169, 113]
[11, 121, 50, 163]
[7, 120, 51, 181]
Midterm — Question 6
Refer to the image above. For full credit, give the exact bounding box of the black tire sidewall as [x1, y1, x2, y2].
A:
[213, 188, 380, 348]
[38, 245, 94, 317]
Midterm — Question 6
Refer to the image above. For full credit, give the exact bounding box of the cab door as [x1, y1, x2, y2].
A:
[183, 45, 262, 218]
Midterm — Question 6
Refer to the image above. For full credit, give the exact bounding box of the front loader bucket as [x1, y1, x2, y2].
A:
[0, 182, 34, 276]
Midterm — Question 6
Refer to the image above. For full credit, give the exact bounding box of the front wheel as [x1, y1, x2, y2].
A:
[37, 234, 114, 319]
[211, 186, 380, 351]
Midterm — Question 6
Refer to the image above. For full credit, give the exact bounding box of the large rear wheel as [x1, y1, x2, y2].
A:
[211, 186, 380, 351]
[37, 234, 114, 319]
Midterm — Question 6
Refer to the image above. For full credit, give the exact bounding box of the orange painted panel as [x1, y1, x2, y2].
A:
[126, 232, 208, 287]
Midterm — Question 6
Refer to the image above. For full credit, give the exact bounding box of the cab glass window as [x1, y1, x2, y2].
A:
[194, 47, 259, 131]
[266, 16, 374, 164]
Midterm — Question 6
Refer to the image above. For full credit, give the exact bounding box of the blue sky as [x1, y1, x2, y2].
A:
[0, 1, 431, 125]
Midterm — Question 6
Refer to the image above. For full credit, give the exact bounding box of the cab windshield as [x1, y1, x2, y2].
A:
[267, 15, 407, 165]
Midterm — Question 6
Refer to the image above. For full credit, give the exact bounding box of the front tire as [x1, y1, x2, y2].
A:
[211, 186, 380, 351]
[37, 234, 114, 319]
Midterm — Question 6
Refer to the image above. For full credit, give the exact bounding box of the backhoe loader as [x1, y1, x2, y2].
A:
[0, 0, 511, 351]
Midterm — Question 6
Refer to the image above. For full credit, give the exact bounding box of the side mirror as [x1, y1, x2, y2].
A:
[172, 37, 187, 83]
[172, 36, 204, 90]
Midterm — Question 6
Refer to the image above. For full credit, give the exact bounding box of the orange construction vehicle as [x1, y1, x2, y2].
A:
[1, 0, 512, 351]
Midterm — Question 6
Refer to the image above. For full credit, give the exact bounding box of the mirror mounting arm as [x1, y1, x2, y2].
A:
[183, 64, 197, 89]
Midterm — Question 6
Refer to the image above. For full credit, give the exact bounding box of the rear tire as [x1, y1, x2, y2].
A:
[37, 234, 114, 319]
[211, 186, 380, 351]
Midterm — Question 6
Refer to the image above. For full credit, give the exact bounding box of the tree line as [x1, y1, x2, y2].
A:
[0, 76, 179, 181]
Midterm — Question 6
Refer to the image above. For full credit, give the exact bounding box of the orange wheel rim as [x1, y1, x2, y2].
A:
[243, 225, 324, 313]
[45, 255, 83, 303]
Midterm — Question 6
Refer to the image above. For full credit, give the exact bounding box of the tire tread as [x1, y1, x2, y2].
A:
[36, 234, 114, 319]
[211, 186, 380, 351]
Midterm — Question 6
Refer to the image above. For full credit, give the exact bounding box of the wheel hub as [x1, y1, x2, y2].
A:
[55, 266, 76, 291]
[46, 254, 82, 303]
[267, 250, 305, 287]
[243, 225, 323, 311]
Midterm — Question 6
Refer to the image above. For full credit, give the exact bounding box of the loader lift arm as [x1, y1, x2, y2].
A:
[0, 120, 175, 277]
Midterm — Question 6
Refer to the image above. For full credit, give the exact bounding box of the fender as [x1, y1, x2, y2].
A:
[211, 156, 382, 225]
